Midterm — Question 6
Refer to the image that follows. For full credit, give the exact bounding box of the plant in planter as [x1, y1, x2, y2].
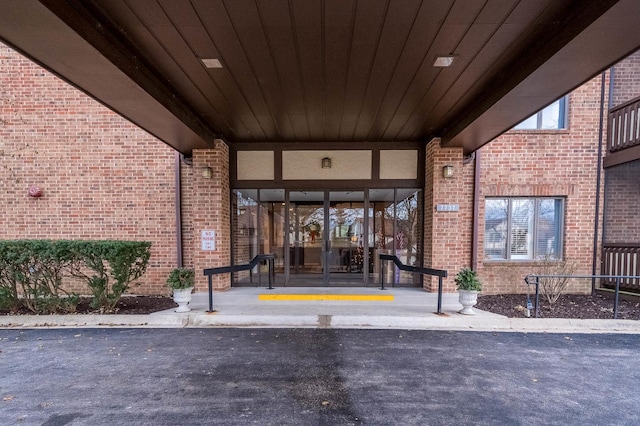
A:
[455, 267, 482, 315]
[166, 268, 195, 313]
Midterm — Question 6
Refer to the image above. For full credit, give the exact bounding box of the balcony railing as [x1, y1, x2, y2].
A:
[608, 96, 640, 153]
[601, 244, 640, 291]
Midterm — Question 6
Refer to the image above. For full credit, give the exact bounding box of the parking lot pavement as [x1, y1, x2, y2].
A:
[1, 328, 639, 425]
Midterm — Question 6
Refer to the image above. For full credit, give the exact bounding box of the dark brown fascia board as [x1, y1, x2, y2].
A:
[230, 141, 424, 151]
[438, 0, 622, 154]
[603, 144, 640, 168]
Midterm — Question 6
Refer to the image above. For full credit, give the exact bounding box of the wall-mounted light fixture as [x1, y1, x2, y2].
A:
[202, 167, 213, 179]
[442, 165, 454, 178]
[322, 157, 331, 169]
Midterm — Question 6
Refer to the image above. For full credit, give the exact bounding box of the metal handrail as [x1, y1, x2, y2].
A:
[203, 254, 275, 312]
[379, 254, 448, 314]
[524, 274, 640, 319]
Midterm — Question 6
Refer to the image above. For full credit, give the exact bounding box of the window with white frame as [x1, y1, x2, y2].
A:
[484, 198, 564, 260]
[513, 96, 568, 130]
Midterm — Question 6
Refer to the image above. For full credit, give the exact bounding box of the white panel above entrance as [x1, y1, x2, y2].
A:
[380, 150, 418, 179]
[283, 150, 371, 180]
[237, 151, 275, 180]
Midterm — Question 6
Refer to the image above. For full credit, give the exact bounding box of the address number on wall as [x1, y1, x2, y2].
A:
[436, 204, 459, 212]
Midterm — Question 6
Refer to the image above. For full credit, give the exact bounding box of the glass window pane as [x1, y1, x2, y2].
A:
[484, 199, 508, 259]
[232, 189, 258, 283]
[395, 190, 422, 266]
[510, 199, 534, 259]
[259, 189, 285, 279]
[540, 100, 561, 129]
[369, 189, 395, 251]
[395, 189, 422, 284]
[536, 198, 563, 259]
[513, 114, 538, 130]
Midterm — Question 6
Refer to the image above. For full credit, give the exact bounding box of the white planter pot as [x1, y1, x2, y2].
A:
[458, 290, 479, 315]
[173, 287, 194, 313]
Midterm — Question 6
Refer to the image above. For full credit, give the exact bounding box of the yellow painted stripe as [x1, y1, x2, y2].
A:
[258, 294, 394, 302]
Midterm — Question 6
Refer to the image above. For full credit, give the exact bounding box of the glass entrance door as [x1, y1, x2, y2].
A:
[287, 190, 366, 285]
[327, 192, 365, 284]
[289, 191, 325, 284]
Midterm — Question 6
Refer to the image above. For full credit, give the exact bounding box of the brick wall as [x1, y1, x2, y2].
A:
[0, 42, 178, 295]
[423, 140, 474, 292]
[476, 74, 607, 294]
[190, 143, 231, 291]
[610, 49, 640, 108]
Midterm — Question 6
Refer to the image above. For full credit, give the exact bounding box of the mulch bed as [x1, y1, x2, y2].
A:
[1, 296, 177, 315]
[476, 293, 640, 320]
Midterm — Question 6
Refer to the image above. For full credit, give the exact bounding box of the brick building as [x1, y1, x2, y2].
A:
[2, 41, 638, 295]
[1, 2, 640, 297]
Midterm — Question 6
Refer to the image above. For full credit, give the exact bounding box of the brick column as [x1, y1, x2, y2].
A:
[191, 140, 231, 291]
[423, 139, 474, 292]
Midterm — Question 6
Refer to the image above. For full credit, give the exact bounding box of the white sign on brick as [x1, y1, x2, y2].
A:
[201, 230, 216, 251]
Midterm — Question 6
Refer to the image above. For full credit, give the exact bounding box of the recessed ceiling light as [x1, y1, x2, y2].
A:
[201, 58, 223, 69]
[433, 55, 456, 67]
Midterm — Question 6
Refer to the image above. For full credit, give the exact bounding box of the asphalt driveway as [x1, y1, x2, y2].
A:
[0, 329, 638, 425]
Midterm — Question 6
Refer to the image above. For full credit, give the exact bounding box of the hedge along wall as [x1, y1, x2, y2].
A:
[0, 43, 178, 294]
[0, 240, 151, 313]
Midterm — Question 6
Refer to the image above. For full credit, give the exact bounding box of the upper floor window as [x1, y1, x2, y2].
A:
[484, 197, 564, 261]
[513, 96, 568, 130]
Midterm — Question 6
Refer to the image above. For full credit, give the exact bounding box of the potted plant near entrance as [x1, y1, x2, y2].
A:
[455, 267, 482, 315]
[167, 267, 195, 313]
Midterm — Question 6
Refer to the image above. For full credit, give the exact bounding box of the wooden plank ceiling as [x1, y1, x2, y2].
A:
[0, 0, 639, 155]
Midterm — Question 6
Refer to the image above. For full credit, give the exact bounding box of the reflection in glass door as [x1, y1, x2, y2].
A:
[287, 191, 366, 285]
[288, 191, 325, 284]
[327, 192, 365, 284]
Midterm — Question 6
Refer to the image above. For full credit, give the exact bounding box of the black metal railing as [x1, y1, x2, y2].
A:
[203, 254, 275, 312]
[379, 254, 448, 314]
[524, 274, 640, 319]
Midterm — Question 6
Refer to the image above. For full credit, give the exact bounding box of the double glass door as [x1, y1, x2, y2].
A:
[232, 187, 422, 287]
[288, 191, 366, 285]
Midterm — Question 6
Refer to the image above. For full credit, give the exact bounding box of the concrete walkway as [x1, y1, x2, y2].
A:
[1, 287, 639, 333]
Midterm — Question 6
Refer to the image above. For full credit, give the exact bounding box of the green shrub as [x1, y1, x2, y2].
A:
[166, 268, 195, 290]
[0, 240, 151, 314]
[454, 267, 482, 292]
[69, 240, 151, 312]
[0, 240, 78, 313]
[0, 241, 21, 312]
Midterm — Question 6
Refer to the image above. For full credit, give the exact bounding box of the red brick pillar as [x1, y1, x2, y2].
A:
[191, 140, 231, 291]
[423, 139, 474, 292]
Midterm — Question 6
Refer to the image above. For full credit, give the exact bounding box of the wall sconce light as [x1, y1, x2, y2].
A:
[202, 167, 213, 179]
[322, 157, 331, 169]
[442, 165, 454, 178]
